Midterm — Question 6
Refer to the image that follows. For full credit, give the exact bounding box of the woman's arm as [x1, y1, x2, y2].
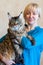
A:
[21, 36, 32, 49]
[0, 54, 3, 60]
[21, 29, 43, 49]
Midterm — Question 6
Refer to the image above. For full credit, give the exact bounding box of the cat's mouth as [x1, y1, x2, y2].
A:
[9, 25, 21, 31]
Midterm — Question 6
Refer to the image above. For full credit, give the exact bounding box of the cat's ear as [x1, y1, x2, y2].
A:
[7, 12, 12, 20]
[19, 12, 23, 18]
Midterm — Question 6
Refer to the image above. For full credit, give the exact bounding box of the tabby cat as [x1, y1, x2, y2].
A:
[0, 12, 35, 65]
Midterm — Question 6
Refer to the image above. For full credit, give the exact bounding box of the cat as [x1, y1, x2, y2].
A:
[0, 12, 35, 65]
[7, 12, 35, 45]
[0, 12, 25, 65]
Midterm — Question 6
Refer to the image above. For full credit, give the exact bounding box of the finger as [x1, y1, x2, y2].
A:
[9, 61, 16, 64]
[0, 54, 3, 60]
[12, 61, 16, 64]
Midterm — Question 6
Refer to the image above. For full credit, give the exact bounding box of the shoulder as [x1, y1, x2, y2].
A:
[34, 26, 43, 39]
[39, 27, 43, 33]
[0, 34, 7, 43]
[34, 26, 43, 33]
[34, 26, 43, 36]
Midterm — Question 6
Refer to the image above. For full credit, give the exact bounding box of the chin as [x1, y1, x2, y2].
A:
[28, 21, 35, 25]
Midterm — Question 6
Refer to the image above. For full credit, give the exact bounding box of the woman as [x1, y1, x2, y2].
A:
[0, 3, 43, 65]
[21, 3, 43, 65]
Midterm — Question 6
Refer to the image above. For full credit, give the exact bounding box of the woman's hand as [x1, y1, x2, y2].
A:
[3, 58, 15, 65]
[0, 54, 15, 65]
[0, 53, 3, 60]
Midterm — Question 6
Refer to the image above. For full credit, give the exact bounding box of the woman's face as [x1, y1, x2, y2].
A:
[25, 7, 39, 25]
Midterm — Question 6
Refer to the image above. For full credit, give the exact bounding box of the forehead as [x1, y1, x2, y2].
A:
[26, 5, 38, 13]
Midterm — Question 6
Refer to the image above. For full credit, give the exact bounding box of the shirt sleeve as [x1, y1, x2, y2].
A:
[21, 29, 43, 50]
[21, 36, 33, 49]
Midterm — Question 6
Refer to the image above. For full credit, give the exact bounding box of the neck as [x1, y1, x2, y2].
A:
[29, 22, 38, 30]
[26, 22, 38, 32]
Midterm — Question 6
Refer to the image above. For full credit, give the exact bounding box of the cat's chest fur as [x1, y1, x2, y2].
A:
[0, 34, 15, 65]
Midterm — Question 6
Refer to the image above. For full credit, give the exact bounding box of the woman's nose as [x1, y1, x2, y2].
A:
[30, 13, 33, 18]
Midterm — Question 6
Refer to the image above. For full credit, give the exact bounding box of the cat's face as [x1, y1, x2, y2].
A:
[8, 12, 25, 32]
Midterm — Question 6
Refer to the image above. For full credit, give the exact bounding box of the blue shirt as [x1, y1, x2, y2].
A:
[0, 34, 7, 43]
[0, 26, 43, 65]
[21, 26, 43, 65]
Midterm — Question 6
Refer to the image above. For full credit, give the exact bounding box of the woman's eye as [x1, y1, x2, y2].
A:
[26, 12, 30, 15]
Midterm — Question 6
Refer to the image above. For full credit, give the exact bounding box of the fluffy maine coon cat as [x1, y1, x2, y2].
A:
[0, 12, 35, 65]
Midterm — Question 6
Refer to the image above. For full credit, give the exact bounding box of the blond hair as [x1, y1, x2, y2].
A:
[23, 3, 41, 20]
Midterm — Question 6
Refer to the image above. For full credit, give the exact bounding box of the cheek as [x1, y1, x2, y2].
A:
[33, 15, 39, 20]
